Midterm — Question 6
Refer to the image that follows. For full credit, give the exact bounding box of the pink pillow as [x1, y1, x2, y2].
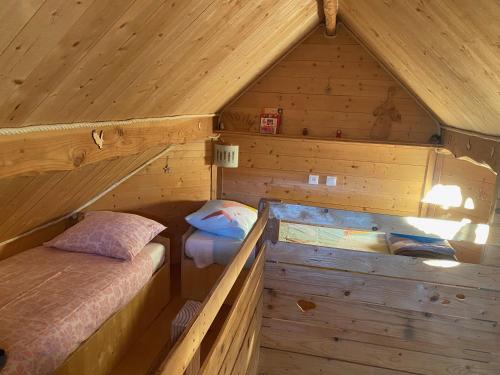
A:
[44, 211, 166, 260]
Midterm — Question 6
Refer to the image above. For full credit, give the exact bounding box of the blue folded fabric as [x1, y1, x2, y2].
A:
[387, 233, 456, 260]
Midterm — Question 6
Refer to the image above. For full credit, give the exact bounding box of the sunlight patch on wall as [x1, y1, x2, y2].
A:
[475, 224, 490, 244]
[422, 184, 462, 209]
[464, 197, 475, 210]
[423, 259, 460, 268]
[405, 217, 470, 240]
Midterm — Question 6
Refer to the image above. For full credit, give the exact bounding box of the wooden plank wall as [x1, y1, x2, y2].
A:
[220, 24, 437, 143]
[220, 133, 432, 217]
[88, 141, 214, 262]
[259, 241, 500, 375]
[0, 145, 167, 258]
[426, 153, 496, 224]
[217, 24, 497, 224]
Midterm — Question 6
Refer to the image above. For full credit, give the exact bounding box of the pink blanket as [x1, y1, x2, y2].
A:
[0, 246, 154, 375]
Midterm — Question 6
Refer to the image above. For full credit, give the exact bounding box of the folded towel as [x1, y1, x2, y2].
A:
[387, 233, 457, 260]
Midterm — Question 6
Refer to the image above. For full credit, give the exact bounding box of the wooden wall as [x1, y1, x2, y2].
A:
[88, 141, 214, 262]
[426, 154, 496, 224]
[217, 24, 497, 223]
[221, 24, 437, 143]
[0, 116, 214, 261]
[0, 145, 167, 258]
[220, 133, 432, 217]
[260, 241, 500, 374]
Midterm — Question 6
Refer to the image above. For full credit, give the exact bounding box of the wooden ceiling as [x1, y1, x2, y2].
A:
[0, 0, 320, 128]
[2, 1, 499, 138]
[340, 0, 500, 137]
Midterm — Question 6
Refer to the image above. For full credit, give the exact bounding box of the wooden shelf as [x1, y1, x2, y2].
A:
[216, 130, 440, 149]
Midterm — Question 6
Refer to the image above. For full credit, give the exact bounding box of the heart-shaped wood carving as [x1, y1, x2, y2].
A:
[92, 130, 104, 149]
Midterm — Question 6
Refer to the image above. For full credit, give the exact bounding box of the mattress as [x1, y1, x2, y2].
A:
[185, 229, 255, 268]
[143, 241, 166, 272]
[0, 244, 158, 375]
[279, 222, 390, 254]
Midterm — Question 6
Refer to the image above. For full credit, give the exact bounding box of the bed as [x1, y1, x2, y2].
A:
[0, 237, 170, 375]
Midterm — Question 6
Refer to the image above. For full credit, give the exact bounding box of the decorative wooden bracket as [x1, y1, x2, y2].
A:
[324, 0, 339, 36]
[92, 130, 104, 149]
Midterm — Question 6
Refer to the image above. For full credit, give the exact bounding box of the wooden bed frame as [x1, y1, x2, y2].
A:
[181, 226, 248, 304]
[155, 200, 500, 375]
[156, 203, 269, 375]
[53, 235, 171, 375]
[259, 202, 500, 374]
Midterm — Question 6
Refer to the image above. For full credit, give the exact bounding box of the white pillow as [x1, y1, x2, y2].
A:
[185, 200, 257, 240]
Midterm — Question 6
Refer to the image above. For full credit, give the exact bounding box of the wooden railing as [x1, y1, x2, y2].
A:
[156, 204, 269, 375]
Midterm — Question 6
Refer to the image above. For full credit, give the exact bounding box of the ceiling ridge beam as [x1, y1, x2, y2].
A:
[324, 0, 339, 36]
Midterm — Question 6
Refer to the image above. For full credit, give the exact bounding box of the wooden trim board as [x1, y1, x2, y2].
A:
[0, 115, 214, 178]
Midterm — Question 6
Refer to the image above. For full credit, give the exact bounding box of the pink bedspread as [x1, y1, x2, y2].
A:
[0, 246, 154, 375]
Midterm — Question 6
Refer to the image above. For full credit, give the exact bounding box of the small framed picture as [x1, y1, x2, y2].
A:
[259, 108, 282, 134]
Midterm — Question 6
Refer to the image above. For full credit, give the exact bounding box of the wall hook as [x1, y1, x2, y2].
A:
[92, 130, 104, 149]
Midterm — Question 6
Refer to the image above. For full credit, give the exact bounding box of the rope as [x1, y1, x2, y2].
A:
[0, 114, 216, 136]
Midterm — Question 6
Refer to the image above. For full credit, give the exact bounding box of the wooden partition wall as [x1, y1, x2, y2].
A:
[219, 132, 497, 226]
[259, 202, 500, 375]
[220, 132, 433, 217]
[426, 153, 496, 224]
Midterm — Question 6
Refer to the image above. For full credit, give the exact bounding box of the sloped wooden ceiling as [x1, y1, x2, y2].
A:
[340, 0, 500, 137]
[0, 0, 320, 127]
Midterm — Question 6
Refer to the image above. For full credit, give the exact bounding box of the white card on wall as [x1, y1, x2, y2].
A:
[308, 175, 319, 185]
[326, 176, 337, 186]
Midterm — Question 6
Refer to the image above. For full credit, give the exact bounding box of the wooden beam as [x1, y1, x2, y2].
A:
[0, 115, 215, 178]
[156, 205, 269, 374]
[323, 0, 338, 36]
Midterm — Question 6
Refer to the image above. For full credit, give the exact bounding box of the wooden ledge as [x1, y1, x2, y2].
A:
[217, 130, 439, 149]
